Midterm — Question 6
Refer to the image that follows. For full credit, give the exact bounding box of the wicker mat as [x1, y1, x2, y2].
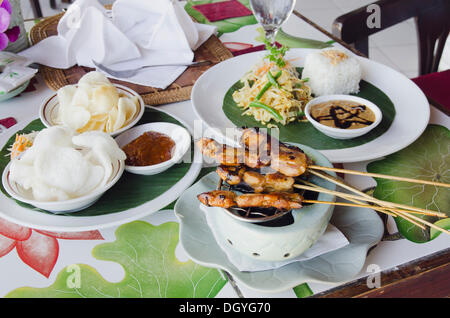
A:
[29, 11, 233, 106]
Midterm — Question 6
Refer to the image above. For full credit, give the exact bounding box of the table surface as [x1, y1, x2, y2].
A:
[0, 2, 448, 299]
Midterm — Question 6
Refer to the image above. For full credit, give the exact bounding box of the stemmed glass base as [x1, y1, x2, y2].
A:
[250, 0, 296, 47]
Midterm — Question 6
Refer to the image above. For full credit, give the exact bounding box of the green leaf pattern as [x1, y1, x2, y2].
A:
[368, 124, 450, 243]
[6, 221, 227, 298]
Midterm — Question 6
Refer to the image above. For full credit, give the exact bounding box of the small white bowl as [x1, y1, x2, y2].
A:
[2, 159, 125, 214]
[305, 95, 382, 140]
[39, 84, 145, 137]
[114, 122, 191, 175]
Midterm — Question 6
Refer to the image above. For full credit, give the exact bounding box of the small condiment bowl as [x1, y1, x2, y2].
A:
[39, 84, 145, 137]
[304, 95, 382, 140]
[2, 159, 125, 214]
[114, 122, 191, 175]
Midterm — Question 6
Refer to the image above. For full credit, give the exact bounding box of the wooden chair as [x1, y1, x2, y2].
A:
[332, 0, 450, 75]
[30, 0, 43, 18]
[29, 0, 75, 18]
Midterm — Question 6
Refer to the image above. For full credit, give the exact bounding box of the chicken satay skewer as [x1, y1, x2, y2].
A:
[197, 190, 303, 210]
[216, 165, 445, 219]
[239, 128, 450, 188]
[212, 169, 438, 229]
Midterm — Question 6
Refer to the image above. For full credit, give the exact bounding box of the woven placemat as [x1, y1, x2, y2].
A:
[29, 11, 233, 106]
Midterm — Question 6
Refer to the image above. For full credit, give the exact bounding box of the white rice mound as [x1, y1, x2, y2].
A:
[302, 48, 362, 96]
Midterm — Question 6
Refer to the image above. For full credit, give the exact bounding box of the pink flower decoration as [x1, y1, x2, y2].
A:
[0, 0, 21, 51]
[0, 0, 12, 15]
[0, 218, 104, 278]
[5, 26, 19, 42]
[0, 7, 11, 33]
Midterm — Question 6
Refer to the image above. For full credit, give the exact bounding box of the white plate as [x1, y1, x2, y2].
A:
[0, 108, 202, 232]
[191, 48, 430, 163]
[39, 84, 145, 137]
[175, 172, 384, 293]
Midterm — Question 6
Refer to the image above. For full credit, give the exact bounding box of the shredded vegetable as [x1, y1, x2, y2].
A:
[232, 44, 312, 127]
[7, 131, 37, 159]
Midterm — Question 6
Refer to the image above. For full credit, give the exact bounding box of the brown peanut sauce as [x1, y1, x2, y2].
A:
[310, 100, 376, 129]
[122, 131, 175, 166]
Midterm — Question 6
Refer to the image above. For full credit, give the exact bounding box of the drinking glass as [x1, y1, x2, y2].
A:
[250, 0, 296, 45]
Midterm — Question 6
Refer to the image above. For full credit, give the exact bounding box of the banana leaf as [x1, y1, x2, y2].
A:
[223, 67, 396, 150]
[0, 109, 194, 217]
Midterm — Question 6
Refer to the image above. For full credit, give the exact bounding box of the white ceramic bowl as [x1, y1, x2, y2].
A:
[114, 122, 191, 175]
[205, 143, 337, 262]
[39, 84, 145, 137]
[304, 95, 382, 140]
[2, 159, 125, 214]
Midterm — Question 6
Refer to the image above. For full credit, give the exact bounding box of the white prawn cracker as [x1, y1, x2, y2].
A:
[54, 71, 139, 134]
[8, 126, 125, 202]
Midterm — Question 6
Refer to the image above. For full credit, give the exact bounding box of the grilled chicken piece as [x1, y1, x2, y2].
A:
[264, 172, 295, 192]
[270, 144, 309, 177]
[197, 138, 244, 166]
[242, 171, 295, 193]
[216, 165, 245, 185]
[197, 190, 303, 210]
[197, 138, 267, 168]
[198, 136, 310, 177]
[240, 128, 271, 167]
[240, 128, 309, 177]
[216, 166, 295, 193]
[197, 190, 236, 208]
[236, 193, 303, 210]
[242, 170, 266, 192]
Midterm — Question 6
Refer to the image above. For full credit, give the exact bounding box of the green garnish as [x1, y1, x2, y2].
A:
[249, 100, 283, 121]
[255, 70, 282, 100]
[264, 39, 289, 68]
[301, 77, 309, 82]
[267, 71, 282, 90]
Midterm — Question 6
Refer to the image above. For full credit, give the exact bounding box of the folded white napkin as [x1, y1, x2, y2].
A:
[20, 0, 217, 89]
[0, 52, 37, 93]
[201, 204, 349, 272]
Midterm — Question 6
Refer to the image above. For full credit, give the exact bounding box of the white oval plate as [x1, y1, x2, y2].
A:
[0, 107, 202, 232]
[191, 48, 430, 163]
[175, 172, 384, 293]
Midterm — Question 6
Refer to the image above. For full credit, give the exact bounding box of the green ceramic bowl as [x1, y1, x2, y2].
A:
[0, 80, 29, 103]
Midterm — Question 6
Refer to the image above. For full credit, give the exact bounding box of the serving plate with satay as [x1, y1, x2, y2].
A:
[194, 128, 449, 261]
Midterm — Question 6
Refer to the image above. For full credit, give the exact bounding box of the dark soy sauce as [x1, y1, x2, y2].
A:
[310, 102, 375, 129]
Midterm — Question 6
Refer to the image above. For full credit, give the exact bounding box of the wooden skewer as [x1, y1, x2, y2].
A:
[294, 180, 397, 217]
[302, 200, 434, 217]
[295, 184, 431, 230]
[302, 172, 450, 235]
[299, 180, 398, 218]
[303, 199, 430, 229]
[308, 165, 450, 188]
[294, 181, 441, 217]
[307, 169, 447, 219]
